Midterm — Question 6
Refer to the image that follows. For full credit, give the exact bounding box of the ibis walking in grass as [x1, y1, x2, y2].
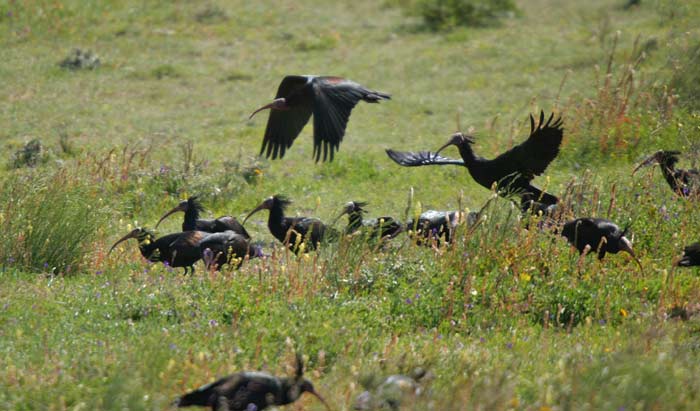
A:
[387, 111, 563, 210]
[175, 355, 330, 411]
[560, 218, 642, 270]
[243, 195, 336, 253]
[156, 196, 250, 237]
[333, 201, 403, 240]
[199, 231, 263, 270]
[250, 75, 390, 162]
[677, 242, 700, 267]
[109, 228, 207, 274]
[633, 150, 699, 198]
[406, 209, 479, 245]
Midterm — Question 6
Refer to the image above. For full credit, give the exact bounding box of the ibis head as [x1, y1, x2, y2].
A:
[109, 227, 151, 253]
[633, 150, 681, 174]
[249, 98, 289, 119]
[435, 133, 475, 155]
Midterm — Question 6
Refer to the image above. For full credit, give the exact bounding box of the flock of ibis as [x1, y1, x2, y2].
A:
[104, 75, 700, 410]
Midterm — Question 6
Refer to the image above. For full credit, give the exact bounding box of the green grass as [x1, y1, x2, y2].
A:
[2, 0, 700, 410]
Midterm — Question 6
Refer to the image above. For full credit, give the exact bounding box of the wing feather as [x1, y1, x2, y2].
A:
[386, 149, 465, 167]
[492, 110, 564, 179]
[259, 76, 313, 160]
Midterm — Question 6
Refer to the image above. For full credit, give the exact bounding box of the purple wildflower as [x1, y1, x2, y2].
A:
[209, 319, 218, 327]
[405, 298, 413, 305]
[506, 342, 513, 349]
[169, 343, 178, 350]
[96, 270, 103, 276]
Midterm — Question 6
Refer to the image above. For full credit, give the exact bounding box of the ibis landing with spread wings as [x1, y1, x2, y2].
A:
[386, 111, 563, 210]
[250, 75, 390, 162]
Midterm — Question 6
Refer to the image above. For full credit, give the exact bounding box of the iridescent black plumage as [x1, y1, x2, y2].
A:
[250, 75, 390, 162]
[633, 150, 700, 198]
[387, 111, 563, 209]
[109, 228, 207, 274]
[156, 196, 250, 238]
[199, 231, 263, 270]
[175, 355, 329, 411]
[334, 201, 403, 240]
[243, 195, 337, 253]
[678, 242, 700, 267]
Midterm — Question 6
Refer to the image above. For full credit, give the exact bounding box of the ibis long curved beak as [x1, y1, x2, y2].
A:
[632, 153, 660, 175]
[308, 390, 331, 411]
[434, 140, 455, 156]
[155, 204, 186, 229]
[109, 230, 138, 254]
[249, 98, 288, 120]
[619, 236, 644, 274]
[242, 203, 268, 224]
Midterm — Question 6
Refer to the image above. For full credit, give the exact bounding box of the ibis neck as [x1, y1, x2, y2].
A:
[658, 161, 682, 192]
[268, 206, 288, 241]
[183, 208, 200, 232]
[137, 234, 159, 260]
[346, 212, 363, 233]
[456, 143, 479, 166]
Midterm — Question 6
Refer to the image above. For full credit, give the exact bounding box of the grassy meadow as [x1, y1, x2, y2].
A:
[2, 0, 700, 409]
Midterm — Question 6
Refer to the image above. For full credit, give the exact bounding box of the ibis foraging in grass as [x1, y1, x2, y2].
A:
[560, 218, 642, 271]
[243, 195, 337, 253]
[406, 210, 479, 245]
[175, 355, 330, 411]
[156, 196, 250, 238]
[250, 75, 391, 162]
[387, 111, 563, 210]
[354, 369, 428, 411]
[109, 228, 207, 274]
[633, 150, 699, 198]
[199, 231, 263, 270]
[677, 242, 700, 267]
[333, 201, 403, 240]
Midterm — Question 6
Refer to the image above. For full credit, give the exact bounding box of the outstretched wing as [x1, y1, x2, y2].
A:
[312, 77, 389, 162]
[386, 149, 465, 167]
[260, 76, 313, 160]
[492, 111, 563, 179]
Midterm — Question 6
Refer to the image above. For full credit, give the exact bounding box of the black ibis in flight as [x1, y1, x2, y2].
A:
[560, 217, 642, 270]
[677, 242, 700, 267]
[243, 195, 336, 253]
[386, 111, 563, 210]
[333, 201, 403, 240]
[633, 150, 699, 198]
[109, 228, 207, 274]
[249, 75, 391, 162]
[175, 354, 330, 411]
[199, 231, 264, 270]
[156, 196, 250, 238]
[354, 369, 428, 411]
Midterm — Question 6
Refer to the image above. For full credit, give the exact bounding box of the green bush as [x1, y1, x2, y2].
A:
[411, 0, 518, 31]
[0, 170, 107, 274]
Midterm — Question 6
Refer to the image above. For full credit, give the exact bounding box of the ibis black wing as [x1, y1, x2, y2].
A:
[386, 149, 465, 167]
[260, 76, 313, 160]
[311, 77, 389, 162]
[214, 216, 251, 239]
[492, 111, 564, 179]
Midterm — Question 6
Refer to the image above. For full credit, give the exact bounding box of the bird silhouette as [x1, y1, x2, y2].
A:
[633, 150, 699, 198]
[156, 196, 250, 238]
[387, 111, 563, 210]
[175, 355, 330, 411]
[250, 75, 390, 162]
